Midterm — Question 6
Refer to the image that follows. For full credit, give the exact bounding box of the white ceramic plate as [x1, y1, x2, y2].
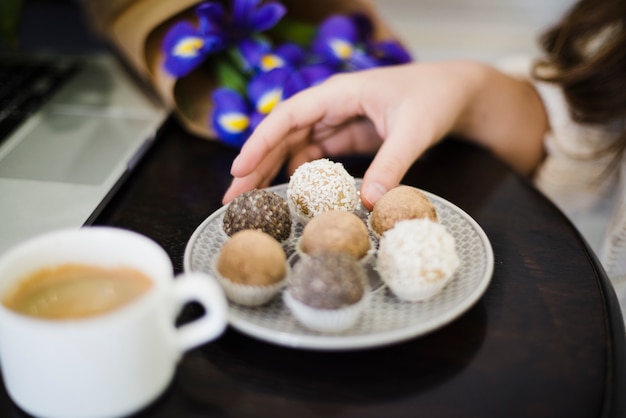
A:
[184, 181, 494, 350]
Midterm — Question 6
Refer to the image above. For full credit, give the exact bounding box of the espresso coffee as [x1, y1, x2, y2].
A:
[2, 264, 152, 319]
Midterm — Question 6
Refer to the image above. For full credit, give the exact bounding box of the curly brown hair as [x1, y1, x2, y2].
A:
[533, 0, 626, 161]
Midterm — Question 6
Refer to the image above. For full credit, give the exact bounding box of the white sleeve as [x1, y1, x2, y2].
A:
[601, 157, 626, 280]
[497, 55, 619, 214]
[498, 55, 626, 300]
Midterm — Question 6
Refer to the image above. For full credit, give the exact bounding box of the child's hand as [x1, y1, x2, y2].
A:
[223, 61, 546, 209]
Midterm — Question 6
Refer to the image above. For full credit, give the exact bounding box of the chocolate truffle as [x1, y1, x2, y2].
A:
[284, 252, 369, 332]
[377, 218, 459, 301]
[288, 252, 366, 310]
[217, 229, 286, 286]
[287, 158, 358, 222]
[223, 189, 292, 242]
[299, 210, 370, 260]
[369, 185, 438, 238]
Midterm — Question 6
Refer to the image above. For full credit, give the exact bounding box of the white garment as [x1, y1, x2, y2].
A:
[500, 56, 626, 318]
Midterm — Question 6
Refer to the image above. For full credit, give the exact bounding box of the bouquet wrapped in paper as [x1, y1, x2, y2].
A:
[84, 0, 412, 147]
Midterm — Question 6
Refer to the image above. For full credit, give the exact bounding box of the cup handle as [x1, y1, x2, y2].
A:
[172, 272, 228, 351]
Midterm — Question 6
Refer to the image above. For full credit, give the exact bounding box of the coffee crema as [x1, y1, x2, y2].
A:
[2, 264, 153, 319]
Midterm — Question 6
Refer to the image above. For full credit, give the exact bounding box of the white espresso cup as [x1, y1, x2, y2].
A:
[0, 227, 228, 418]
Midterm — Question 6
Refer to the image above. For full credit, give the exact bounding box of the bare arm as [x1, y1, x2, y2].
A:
[452, 61, 548, 176]
[224, 60, 548, 209]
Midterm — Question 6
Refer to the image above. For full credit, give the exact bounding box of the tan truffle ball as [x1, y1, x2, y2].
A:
[299, 210, 370, 259]
[369, 185, 438, 237]
[217, 230, 286, 286]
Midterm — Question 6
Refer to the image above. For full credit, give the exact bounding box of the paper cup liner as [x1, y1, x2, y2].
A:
[283, 290, 369, 333]
[288, 200, 313, 226]
[366, 213, 383, 241]
[213, 257, 287, 307]
[381, 273, 454, 302]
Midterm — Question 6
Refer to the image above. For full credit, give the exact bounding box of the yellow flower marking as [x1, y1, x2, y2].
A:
[219, 113, 250, 133]
[174, 37, 204, 58]
[260, 54, 285, 71]
[257, 89, 282, 114]
[330, 39, 353, 60]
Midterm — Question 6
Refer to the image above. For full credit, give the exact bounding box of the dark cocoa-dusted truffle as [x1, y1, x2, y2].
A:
[288, 252, 366, 310]
[223, 189, 292, 242]
[299, 210, 370, 260]
[369, 185, 438, 238]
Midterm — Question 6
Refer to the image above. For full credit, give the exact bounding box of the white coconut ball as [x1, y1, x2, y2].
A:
[377, 218, 460, 301]
[287, 158, 358, 223]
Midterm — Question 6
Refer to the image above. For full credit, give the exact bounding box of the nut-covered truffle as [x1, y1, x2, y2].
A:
[288, 252, 366, 310]
[299, 210, 370, 260]
[223, 189, 292, 242]
[287, 158, 358, 222]
[217, 229, 286, 286]
[369, 185, 437, 238]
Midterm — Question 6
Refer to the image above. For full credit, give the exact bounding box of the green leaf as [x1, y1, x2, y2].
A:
[225, 46, 253, 76]
[212, 56, 248, 94]
[269, 17, 317, 46]
[0, 0, 23, 48]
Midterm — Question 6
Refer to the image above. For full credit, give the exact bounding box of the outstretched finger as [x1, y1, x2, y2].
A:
[223, 139, 289, 203]
[223, 171, 271, 204]
[360, 116, 434, 210]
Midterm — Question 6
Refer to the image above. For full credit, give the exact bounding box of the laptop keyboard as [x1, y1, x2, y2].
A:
[0, 59, 80, 143]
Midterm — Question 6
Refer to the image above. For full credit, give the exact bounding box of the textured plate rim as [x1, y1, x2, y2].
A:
[183, 183, 494, 351]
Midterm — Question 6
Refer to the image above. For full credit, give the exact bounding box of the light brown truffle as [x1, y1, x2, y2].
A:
[216, 230, 286, 286]
[369, 186, 437, 237]
[299, 210, 370, 259]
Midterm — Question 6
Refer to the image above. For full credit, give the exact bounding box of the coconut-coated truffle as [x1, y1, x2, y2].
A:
[377, 218, 459, 301]
[288, 252, 366, 310]
[369, 185, 437, 237]
[299, 210, 370, 259]
[223, 189, 292, 242]
[217, 230, 286, 286]
[287, 158, 358, 222]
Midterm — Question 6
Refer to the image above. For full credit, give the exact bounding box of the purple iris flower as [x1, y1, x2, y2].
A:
[312, 14, 411, 72]
[369, 40, 412, 66]
[236, 37, 274, 73]
[239, 40, 306, 73]
[196, 0, 286, 43]
[212, 54, 334, 146]
[211, 87, 258, 148]
[163, 0, 286, 78]
[162, 22, 224, 77]
[246, 64, 334, 113]
[312, 15, 359, 69]
[170, 2, 412, 146]
[244, 42, 335, 113]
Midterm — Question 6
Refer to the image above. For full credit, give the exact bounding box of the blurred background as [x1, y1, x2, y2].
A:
[2, 0, 578, 62]
[373, 0, 576, 63]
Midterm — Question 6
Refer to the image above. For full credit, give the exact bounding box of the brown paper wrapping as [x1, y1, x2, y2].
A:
[88, 0, 402, 140]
